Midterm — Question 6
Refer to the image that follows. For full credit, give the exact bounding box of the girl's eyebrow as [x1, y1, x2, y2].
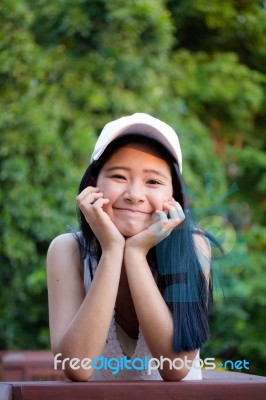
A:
[105, 166, 169, 180]
[143, 169, 169, 180]
[105, 166, 130, 172]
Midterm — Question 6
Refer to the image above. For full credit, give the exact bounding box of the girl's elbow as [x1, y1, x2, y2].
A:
[63, 366, 94, 382]
[160, 367, 190, 381]
[52, 350, 94, 381]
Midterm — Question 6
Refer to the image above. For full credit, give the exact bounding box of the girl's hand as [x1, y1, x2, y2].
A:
[125, 198, 185, 255]
[76, 187, 125, 253]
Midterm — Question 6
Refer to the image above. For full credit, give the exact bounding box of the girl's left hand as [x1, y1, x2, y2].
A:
[125, 198, 185, 255]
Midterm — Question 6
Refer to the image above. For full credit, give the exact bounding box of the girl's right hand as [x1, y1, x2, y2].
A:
[76, 186, 125, 253]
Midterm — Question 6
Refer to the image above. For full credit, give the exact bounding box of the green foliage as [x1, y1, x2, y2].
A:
[0, 0, 265, 376]
[202, 226, 266, 374]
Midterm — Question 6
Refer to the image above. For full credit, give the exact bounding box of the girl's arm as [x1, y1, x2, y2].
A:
[124, 248, 200, 381]
[47, 187, 125, 381]
[124, 201, 210, 381]
[47, 233, 124, 381]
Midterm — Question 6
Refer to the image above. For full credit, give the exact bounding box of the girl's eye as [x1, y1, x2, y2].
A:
[111, 174, 126, 180]
[147, 179, 161, 185]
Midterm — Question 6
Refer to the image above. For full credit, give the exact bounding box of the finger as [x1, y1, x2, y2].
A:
[87, 192, 104, 204]
[77, 192, 103, 206]
[158, 211, 168, 221]
[77, 186, 100, 202]
[169, 208, 185, 220]
[170, 198, 184, 213]
[91, 197, 110, 208]
[163, 201, 185, 220]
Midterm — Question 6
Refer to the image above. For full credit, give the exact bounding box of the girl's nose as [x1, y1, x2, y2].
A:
[123, 182, 145, 203]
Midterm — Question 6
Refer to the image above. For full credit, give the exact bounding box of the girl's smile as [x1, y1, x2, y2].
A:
[96, 143, 173, 237]
[113, 207, 151, 214]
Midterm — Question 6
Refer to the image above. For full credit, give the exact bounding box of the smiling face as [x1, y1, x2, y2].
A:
[96, 143, 173, 237]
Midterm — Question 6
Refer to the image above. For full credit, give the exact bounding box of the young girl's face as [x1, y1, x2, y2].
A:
[96, 143, 173, 237]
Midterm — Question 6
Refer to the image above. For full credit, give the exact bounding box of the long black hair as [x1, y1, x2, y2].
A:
[76, 134, 219, 353]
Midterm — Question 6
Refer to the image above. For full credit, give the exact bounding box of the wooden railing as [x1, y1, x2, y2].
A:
[0, 351, 65, 381]
[0, 370, 266, 400]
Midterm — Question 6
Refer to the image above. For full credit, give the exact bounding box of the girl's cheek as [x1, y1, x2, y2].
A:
[155, 193, 172, 210]
[97, 182, 108, 197]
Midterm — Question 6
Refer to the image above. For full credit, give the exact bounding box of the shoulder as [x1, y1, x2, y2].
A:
[47, 232, 79, 257]
[193, 233, 211, 259]
[47, 233, 83, 276]
[192, 233, 211, 279]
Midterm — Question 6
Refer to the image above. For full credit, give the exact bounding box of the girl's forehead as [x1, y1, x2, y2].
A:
[100, 144, 172, 180]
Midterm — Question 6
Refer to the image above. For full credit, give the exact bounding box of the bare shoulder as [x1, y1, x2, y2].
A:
[48, 232, 79, 252]
[47, 233, 83, 276]
[193, 233, 211, 279]
[193, 233, 211, 258]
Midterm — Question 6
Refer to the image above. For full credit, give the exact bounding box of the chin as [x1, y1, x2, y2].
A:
[117, 224, 147, 238]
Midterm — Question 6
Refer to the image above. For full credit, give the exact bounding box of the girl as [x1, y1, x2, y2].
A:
[47, 113, 213, 381]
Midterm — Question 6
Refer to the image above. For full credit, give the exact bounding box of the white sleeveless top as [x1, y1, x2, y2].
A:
[83, 254, 202, 381]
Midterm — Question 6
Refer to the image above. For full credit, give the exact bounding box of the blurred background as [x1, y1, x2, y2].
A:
[0, 0, 265, 377]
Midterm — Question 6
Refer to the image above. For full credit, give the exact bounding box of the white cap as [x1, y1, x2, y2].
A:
[91, 113, 182, 172]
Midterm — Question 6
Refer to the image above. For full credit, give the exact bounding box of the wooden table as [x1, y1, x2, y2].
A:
[0, 370, 266, 400]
